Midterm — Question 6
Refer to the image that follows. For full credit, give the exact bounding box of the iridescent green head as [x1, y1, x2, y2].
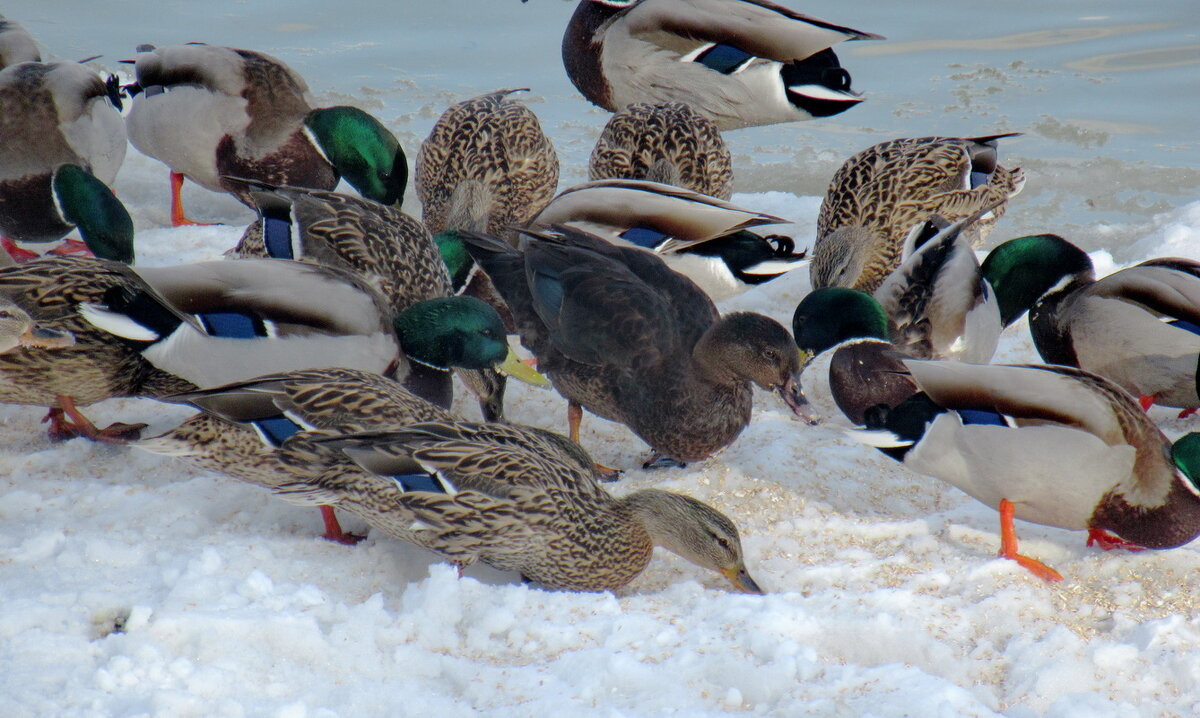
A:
[433, 230, 474, 294]
[52, 164, 134, 264]
[394, 296, 507, 370]
[305, 106, 407, 206]
[1172, 433, 1200, 490]
[792, 288, 890, 358]
[980, 234, 1094, 327]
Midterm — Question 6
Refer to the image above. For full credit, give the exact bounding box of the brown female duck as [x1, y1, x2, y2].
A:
[463, 225, 809, 467]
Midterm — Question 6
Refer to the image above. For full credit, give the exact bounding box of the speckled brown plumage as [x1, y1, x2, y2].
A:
[271, 420, 759, 593]
[0, 257, 194, 409]
[462, 227, 805, 464]
[230, 185, 450, 314]
[415, 89, 559, 238]
[589, 103, 733, 200]
[140, 368, 455, 488]
[813, 135, 1024, 293]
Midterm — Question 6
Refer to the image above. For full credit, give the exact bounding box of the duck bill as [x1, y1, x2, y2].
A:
[721, 565, 765, 595]
[19, 324, 75, 349]
[776, 371, 819, 426]
[497, 347, 551, 389]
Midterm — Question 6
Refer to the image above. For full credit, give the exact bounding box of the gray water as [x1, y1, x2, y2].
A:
[12, 0, 1200, 254]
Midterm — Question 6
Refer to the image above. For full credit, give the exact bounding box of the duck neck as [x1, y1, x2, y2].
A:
[621, 489, 691, 555]
[562, 0, 621, 109]
[691, 325, 740, 387]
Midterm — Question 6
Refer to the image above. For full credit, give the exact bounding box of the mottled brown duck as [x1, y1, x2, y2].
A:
[589, 102, 733, 200]
[811, 134, 1025, 293]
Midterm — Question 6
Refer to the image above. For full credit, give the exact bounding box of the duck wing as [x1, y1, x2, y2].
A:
[625, 0, 882, 63]
[1088, 258, 1200, 325]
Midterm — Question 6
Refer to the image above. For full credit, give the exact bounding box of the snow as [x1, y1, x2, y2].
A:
[5, 179, 1200, 716]
[6, 38, 1200, 718]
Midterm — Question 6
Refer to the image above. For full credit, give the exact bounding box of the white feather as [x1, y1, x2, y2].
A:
[78, 303, 161, 342]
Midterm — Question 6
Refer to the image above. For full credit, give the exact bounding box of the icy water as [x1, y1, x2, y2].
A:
[13, 0, 1200, 249]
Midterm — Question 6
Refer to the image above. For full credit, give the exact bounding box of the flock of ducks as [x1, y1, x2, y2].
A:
[1, 1, 1199, 593]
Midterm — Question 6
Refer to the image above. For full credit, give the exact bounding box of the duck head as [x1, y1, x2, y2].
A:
[627, 489, 764, 595]
[980, 234, 1094, 327]
[694, 311, 810, 421]
[394, 295, 545, 386]
[0, 298, 74, 353]
[305, 106, 408, 206]
[1173, 433, 1200, 492]
[52, 164, 135, 264]
[792, 287, 891, 359]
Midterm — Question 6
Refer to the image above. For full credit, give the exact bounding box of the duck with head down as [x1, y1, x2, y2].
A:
[125, 43, 406, 226]
[0, 57, 132, 263]
[463, 225, 810, 468]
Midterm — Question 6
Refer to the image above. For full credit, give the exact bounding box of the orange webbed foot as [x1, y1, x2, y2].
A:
[1086, 528, 1147, 552]
[998, 498, 1063, 582]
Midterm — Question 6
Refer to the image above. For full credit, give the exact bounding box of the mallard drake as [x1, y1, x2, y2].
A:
[791, 287, 917, 427]
[811, 134, 1025, 293]
[415, 89, 559, 239]
[82, 257, 534, 416]
[981, 234, 1200, 414]
[872, 214, 1002, 363]
[0, 14, 40, 68]
[589, 102, 733, 200]
[0, 255, 514, 442]
[562, 0, 882, 130]
[225, 182, 543, 420]
[0, 60, 132, 262]
[852, 360, 1200, 581]
[531, 179, 806, 301]
[125, 43, 406, 226]
[463, 226, 809, 467]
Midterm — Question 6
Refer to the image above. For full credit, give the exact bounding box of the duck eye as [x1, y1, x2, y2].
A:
[717, 536, 730, 549]
[763, 348, 778, 361]
[0, 311, 10, 319]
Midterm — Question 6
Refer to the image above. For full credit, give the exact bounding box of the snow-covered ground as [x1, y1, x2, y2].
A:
[3, 129, 1200, 714]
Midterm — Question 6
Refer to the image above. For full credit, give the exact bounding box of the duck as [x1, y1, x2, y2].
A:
[791, 287, 918, 427]
[0, 14, 40, 68]
[872, 214, 1002, 363]
[851, 360, 1200, 581]
[225, 182, 544, 420]
[462, 225, 809, 467]
[811, 134, 1025, 293]
[0, 255, 520, 443]
[531, 179, 806, 301]
[589, 102, 733, 200]
[562, 0, 883, 130]
[980, 233, 1200, 414]
[84, 258, 536, 415]
[0, 59, 132, 263]
[415, 89, 559, 240]
[173, 389, 761, 592]
[138, 367, 458, 545]
[124, 43, 406, 226]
